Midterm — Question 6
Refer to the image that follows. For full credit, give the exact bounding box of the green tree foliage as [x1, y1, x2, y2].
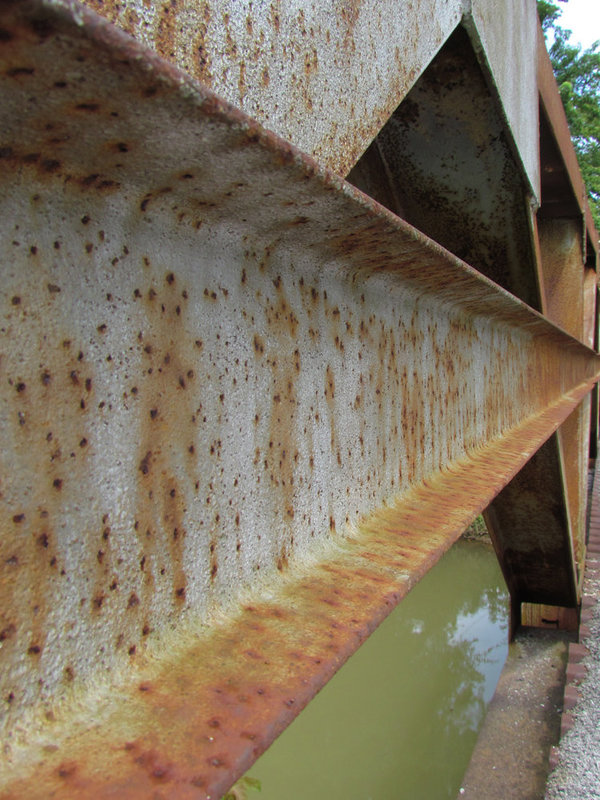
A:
[538, 1, 600, 231]
[538, 0, 565, 32]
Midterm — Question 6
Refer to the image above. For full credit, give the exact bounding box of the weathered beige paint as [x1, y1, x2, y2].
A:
[79, 0, 540, 196]
[470, 0, 540, 198]
[0, 1, 596, 796]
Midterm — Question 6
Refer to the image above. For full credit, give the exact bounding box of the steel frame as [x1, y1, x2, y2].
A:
[0, 2, 598, 797]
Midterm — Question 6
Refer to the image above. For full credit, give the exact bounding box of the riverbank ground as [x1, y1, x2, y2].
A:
[459, 462, 600, 799]
[458, 627, 572, 799]
[544, 466, 600, 799]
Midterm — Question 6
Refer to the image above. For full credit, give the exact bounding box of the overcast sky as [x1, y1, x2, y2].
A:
[555, 0, 600, 50]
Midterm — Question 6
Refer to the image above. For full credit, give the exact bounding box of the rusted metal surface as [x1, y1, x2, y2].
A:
[468, 0, 540, 198]
[480, 33, 600, 634]
[537, 22, 597, 251]
[536, 14, 598, 363]
[538, 102, 582, 221]
[591, 289, 600, 458]
[559, 397, 591, 569]
[347, 27, 541, 310]
[344, 19, 596, 625]
[77, 0, 464, 177]
[585, 207, 599, 260]
[538, 218, 585, 345]
[483, 402, 591, 624]
[0, 391, 597, 800]
[484, 435, 577, 610]
[75, 0, 542, 193]
[1, 1, 599, 797]
[536, 220, 591, 585]
[583, 269, 596, 349]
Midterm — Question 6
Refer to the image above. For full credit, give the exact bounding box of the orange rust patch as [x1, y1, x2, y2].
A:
[1, 385, 598, 800]
[0, 3, 598, 798]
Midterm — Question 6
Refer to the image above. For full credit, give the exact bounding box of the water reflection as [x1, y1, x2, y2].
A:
[249, 540, 508, 800]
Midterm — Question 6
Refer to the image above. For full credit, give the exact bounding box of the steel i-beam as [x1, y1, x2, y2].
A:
[0, 2, 599, 798]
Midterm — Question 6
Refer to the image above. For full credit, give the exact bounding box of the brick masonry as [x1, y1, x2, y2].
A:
[548, 459, 600, 774]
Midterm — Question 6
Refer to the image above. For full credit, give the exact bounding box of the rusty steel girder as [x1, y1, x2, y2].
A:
[0, 1, 599, 798]
[480, 30, 599, 632]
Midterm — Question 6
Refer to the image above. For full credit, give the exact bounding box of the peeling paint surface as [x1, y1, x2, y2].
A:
[0, 2, 599, 797]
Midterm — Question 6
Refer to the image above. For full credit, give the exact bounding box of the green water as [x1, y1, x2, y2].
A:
[247, 539, 508, 800]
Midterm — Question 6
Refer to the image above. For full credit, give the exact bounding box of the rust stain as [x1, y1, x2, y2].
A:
[538, 36, 587, 220]
[269, 1, 281, 35]
[193, 0, 213, 86]
[238, 60, 247, 102]
[156, 0, 184, 60]
[0, 385, 597, 800]
[0, 3, 598, 798]
[265, 270, 299, 550]
[340, 0, 363, 53]
[0, 299, 94, 706]
[132, 272, 197, 626]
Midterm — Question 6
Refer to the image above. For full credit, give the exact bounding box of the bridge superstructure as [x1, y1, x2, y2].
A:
[0, 1, 598, 797]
